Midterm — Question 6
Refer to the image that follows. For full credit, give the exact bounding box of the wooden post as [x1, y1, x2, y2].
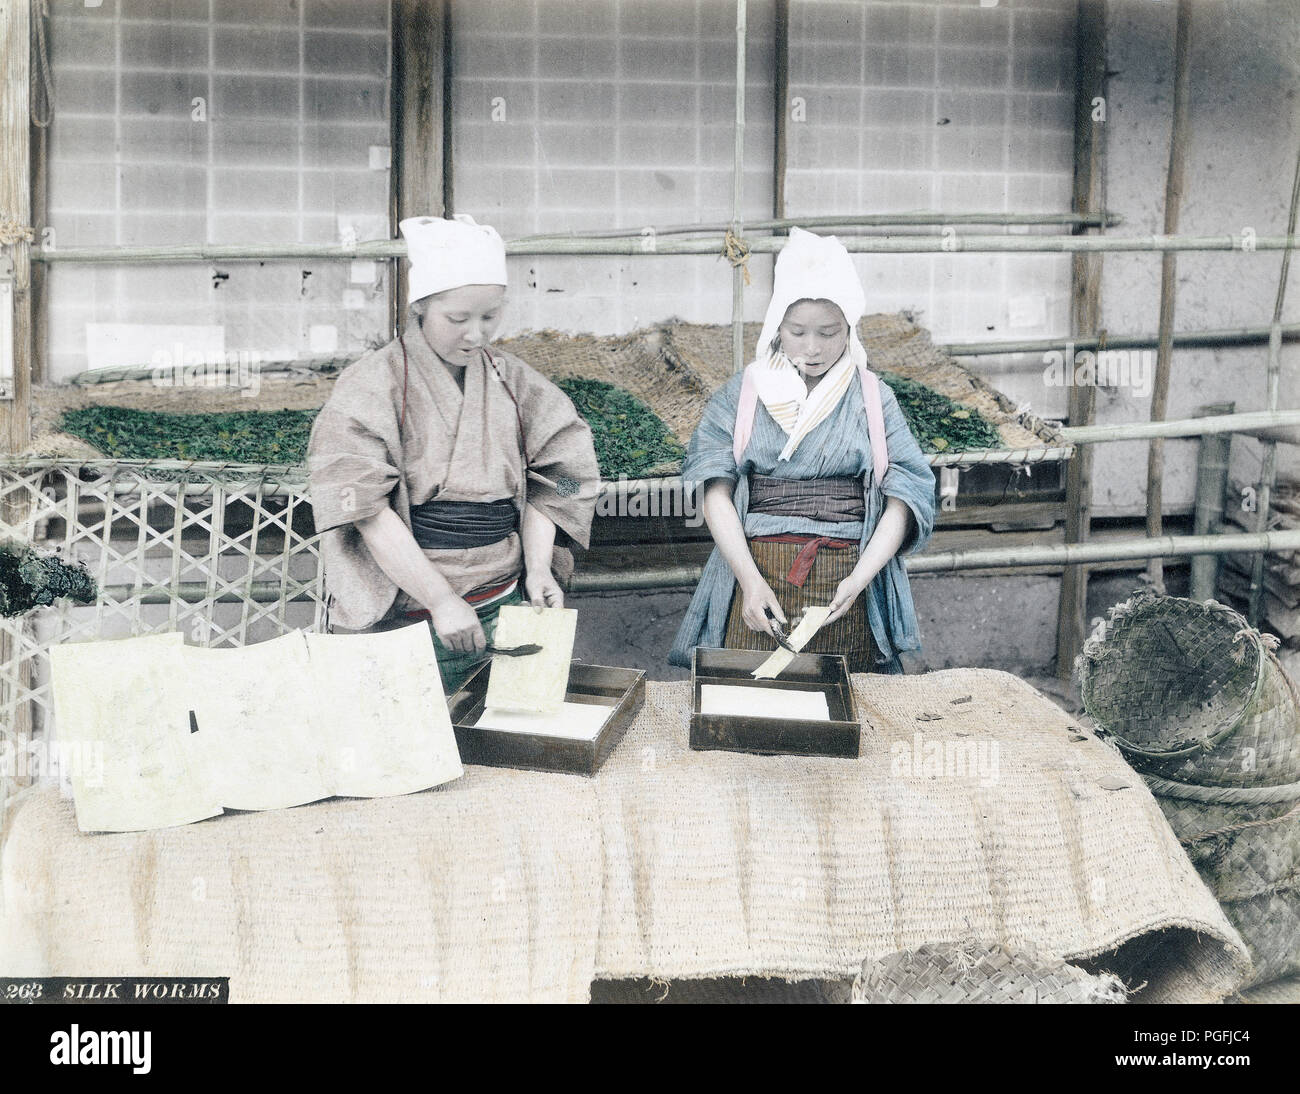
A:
[390, 0, 448, 331]
[1145, 0, 1193, 589]
[1, 0, 33, 790]
[730, 0, 747, 374]
[772, 0, 788, 223]
[1055, 0, 1106, 678]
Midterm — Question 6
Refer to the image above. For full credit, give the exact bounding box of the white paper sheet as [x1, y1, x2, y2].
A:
[473, 700, 614, 741]
[49, 633, 220, 833]
[483, 605, 577, 714]
[48, 625, 464, 832]
[700, 684, 830, 722]
[304, 624, 462, 796]
[186, 633, 331, 812]
[752, 606, 832, 679]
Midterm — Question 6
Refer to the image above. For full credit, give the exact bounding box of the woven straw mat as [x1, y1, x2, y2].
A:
[851, 940, 1127, 1004]
[28, 315, 1061, 461]
[1, 669, 1248, 1002]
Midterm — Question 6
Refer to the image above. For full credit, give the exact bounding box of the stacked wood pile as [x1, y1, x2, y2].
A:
[1221, 475, 1300, 641]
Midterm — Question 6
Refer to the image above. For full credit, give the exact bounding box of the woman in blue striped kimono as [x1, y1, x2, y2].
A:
[669, 228, 936, 673]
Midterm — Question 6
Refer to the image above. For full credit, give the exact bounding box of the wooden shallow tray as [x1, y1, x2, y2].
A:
[449, 662, 646, 777]
[690, 647, 860, 758]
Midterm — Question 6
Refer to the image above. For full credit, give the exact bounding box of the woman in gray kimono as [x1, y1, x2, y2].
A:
[669, 228, 935, 673]
[308, 215, 600, 693]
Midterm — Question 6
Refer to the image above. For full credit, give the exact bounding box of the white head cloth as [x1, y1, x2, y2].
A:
[750, 227, 870, 462]
[755, 225, 866, 364]
[400, 214, 508, 307]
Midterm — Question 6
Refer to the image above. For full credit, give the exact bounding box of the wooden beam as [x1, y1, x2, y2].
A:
[390, 0, 447, 329]
[1056, 0, 1107, 679]
[1145, 0, 1194, 589]
[772, 0, 788, 222]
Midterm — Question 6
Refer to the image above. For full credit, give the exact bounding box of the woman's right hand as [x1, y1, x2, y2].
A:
[428, 593, 486, 653]
[739, 577, 787, 637]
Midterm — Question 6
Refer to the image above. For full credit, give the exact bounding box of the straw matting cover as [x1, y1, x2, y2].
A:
[497, 327, 708, 454]
[1076, 593, 1300, 788]
[589, 670, 1245, 1001]
[1, 671, 1248, 1002]
[851, 940, 1127, 1004]
[0, 773, 604, 1003]
[29, 314, 1057, 466]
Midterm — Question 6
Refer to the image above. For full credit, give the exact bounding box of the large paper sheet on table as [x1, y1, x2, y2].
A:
[48, 624, 462, 832]
[49, 633, 219, 833]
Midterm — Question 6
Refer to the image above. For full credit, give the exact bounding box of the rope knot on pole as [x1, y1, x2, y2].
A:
[0, 217, 34, 248]
[723, 228, 752, 286]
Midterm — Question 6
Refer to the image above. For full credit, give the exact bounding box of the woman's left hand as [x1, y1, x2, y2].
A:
[524, 569, 564, 609]
[824, 573, 869, 625]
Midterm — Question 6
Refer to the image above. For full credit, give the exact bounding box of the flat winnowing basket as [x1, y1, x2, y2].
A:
[851, 941, 1128, 1004]
[1076, 593, 1300, 788]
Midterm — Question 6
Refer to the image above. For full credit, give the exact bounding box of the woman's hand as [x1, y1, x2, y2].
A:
[429, 593, 486, 653]
[525, 568, 564, 609]
[740, 577, 787, 636]
[825, 572, 870, 626]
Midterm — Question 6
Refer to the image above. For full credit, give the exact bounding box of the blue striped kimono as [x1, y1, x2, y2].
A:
[668, 369, 936, 671]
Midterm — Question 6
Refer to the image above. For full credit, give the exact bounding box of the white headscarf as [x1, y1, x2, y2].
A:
[751, 227, 870, 462]
[400, 214, 508, 307]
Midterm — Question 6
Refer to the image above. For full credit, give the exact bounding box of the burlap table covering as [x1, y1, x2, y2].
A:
[0, 769, 603, 1003]
[1, 669, 1249, 1003]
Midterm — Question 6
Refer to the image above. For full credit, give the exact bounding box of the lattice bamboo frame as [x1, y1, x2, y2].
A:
[0, 460, 326, 809]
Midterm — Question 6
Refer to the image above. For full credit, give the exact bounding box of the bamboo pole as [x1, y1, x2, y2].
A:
[59, 321, 1300, 384]
[513, 213, 1120, 241]
[1059, 408, 1300, 443]
[92, 527, 1300, 602]
[30, 233, 1300, 264]
[1190, 402, 1234, 601]
[941, 322, 1300, 357]
[1246, 139, 1300, 624]
[1146, 0, 1193, 590]
[1057, 0, 1107, 679]
[730, 0, 747, 375]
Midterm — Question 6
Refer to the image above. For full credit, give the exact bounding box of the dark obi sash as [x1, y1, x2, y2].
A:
[408, 497, 519, 550]
[747, 473, 865, 523]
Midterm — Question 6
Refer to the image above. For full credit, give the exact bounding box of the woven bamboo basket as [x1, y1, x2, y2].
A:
[850, 941, 1128, 1004]
[1156, 791, 1300, 989]
[1076, 592, 1300, 788]
[1077, 592, 1300, 988]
